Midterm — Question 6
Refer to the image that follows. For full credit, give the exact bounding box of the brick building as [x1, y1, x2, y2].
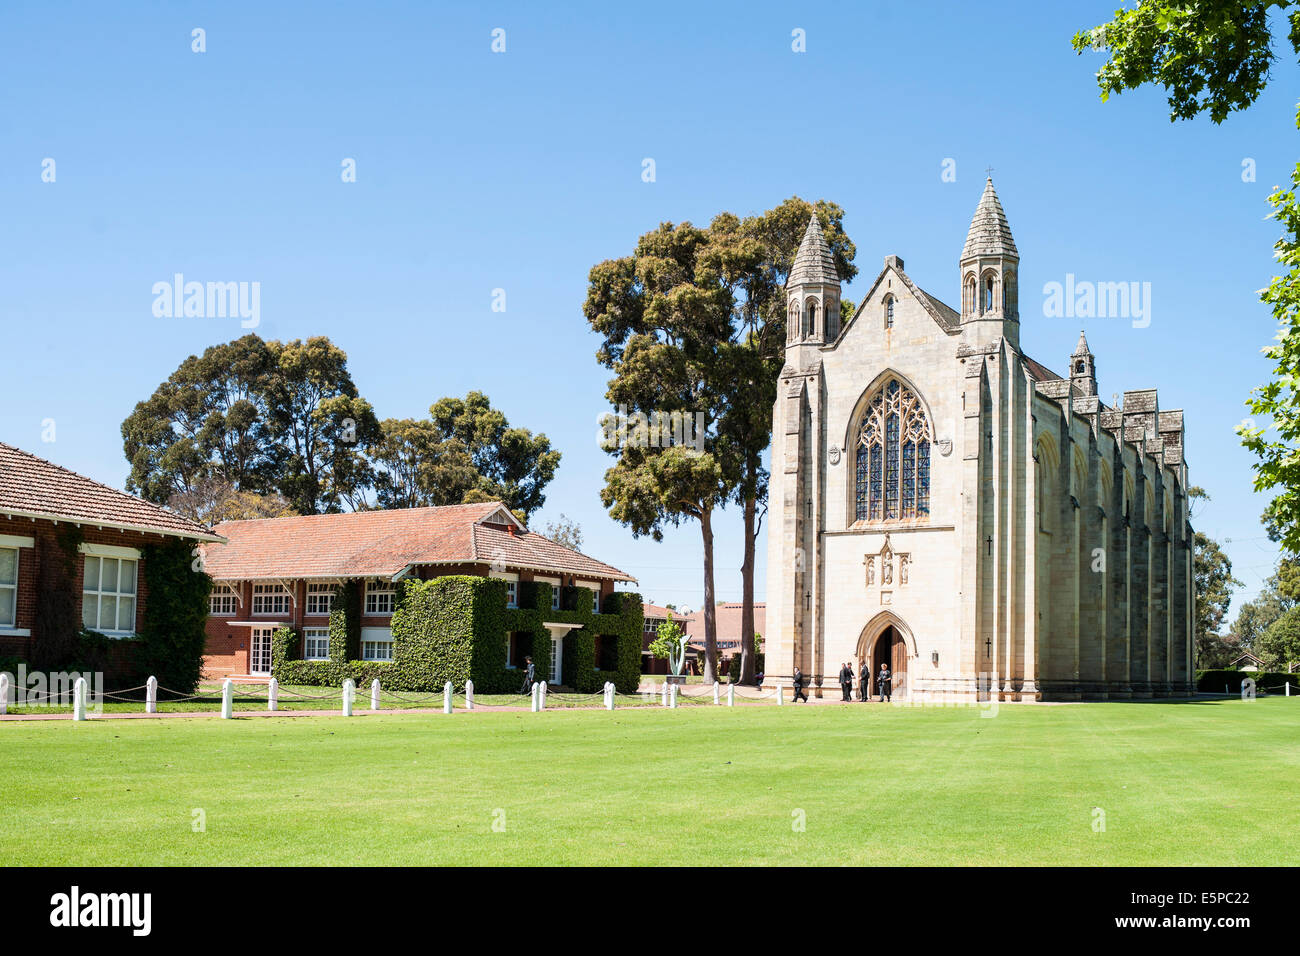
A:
[684, 602, 766, 668]
[0, 442, 222, 668]
[199, 501, 634, 680]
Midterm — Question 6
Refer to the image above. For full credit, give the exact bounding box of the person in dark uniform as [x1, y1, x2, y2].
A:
[520, 656, 535, 695]
[878, 663, 892, 702]
[858, 661, 869, 701]
[838, 662, 852, 701]
[792, 667, 809, 703]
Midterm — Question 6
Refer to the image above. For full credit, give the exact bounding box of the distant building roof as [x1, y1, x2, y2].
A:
[202, 502, 634, 582]
[684, 602, 766, 650]
[0, 441, 221, 542]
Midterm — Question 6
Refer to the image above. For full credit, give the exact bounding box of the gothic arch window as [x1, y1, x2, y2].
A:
[788, 300, 801, 342]
[884, 296, 895, 329]
[854, 379, 931, 522]
[982, 273, 997, 313]
[1035, 439, 1056, 533]
[804, 298, 818, 338]
[963, 273, 977, 313]
[1003, 271, 1017, 314]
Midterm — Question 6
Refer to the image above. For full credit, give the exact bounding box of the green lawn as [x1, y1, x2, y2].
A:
[1, 697, 1295, 865]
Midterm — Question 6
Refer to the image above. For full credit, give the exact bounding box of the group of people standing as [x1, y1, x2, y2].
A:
[789, 662, 893, 702]
[838, 661, 891, 702]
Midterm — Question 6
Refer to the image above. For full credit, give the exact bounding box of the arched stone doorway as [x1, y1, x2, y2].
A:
[856, 612, 914, 699]
[870, 627, 907, 696]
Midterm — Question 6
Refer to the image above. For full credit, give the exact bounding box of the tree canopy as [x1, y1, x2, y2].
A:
[1073, 1, 1300, 553]
[585, 200, 856, 683]
[125, 339, 559, 522]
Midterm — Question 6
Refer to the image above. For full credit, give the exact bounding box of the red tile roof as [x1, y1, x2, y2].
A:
[472, 524, 634, 582]
[0, 441, 222, 541]
[1022, 354, 1062, 383]
[684, 602, 766, 648]
[202, 502, 634, 583]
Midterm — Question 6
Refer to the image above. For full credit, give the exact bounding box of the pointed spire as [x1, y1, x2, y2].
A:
[961, 178, 1018, 261]
[789, 213, 840, 286]
[1072, 330, 1091, 356]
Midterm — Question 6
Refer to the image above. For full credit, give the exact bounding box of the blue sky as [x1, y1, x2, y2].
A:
[1, 1, 1296, 616]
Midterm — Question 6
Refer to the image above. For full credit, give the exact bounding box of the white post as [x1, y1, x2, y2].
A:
[530, 683, 540, 712]
[661, 682, 669, 707]
[604, 681, 614, 710]
[727, 683, 735, 707]
[342, 678, 355, 717]
[539, 681, 548, 710]
[267, 678, 278, 712]
[444, 681, 453, 714]
[74, 676, 87, 721]
[466, 679, 475, 710]
[1287, 682, 1292, 698]
[371, 678, 381, 711]
[713, 680, 720, 705]
[221, 678, 233, 719]
[777, 683, 785, 706]
[669, 683, 678, 709]
[146, 675, 157, 714]
[0, 672, 10, 716]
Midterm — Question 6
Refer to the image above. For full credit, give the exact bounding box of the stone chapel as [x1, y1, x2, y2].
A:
[764, 179, 1194, 701]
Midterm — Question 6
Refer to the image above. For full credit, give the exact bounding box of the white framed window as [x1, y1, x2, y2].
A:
[209, 583, 239, 617]
[490, 571, 519, 608]
[578, 580, 600, 614]
[365, 581, 396, 616]
[536, 576, 560, 612]
[361, 626, 393, 661]
[305, 583, 336, 616]
[303, 627, 331, 661]
[0, 546, 18, 629]
[82, 553, 138, 635]
[252, 583, 292, 616]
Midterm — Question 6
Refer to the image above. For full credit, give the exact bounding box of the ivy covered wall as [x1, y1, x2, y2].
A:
[271, 573, 643, 694]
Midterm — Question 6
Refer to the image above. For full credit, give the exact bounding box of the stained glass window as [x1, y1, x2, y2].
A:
[855, 439, 869, 518]
[854, 378, 932, 522]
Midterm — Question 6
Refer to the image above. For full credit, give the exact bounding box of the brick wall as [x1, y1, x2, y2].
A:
[200, 564, 621, 678]
[0, 514, 176, 679]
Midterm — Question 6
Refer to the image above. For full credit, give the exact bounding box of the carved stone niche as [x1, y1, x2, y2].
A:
[865, 533, 911, 589]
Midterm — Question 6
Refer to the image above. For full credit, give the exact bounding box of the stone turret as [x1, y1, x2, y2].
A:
[1070, 330, 1097, 397]
[960, 178, 1019, 349]
[786, 214, 841, 348]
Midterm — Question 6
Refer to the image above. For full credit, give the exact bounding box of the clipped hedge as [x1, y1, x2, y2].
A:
[1196, 669, 1300, 694]
[561, 589, 642, 694]
[135, 539, 212, 692]
[270, 572, 643, 695]
[272, 580, 361, 686]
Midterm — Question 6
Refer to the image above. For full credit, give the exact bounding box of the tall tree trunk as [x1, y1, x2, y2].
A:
[700, 505, 718, 683]
[738, 490, 757, 684]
